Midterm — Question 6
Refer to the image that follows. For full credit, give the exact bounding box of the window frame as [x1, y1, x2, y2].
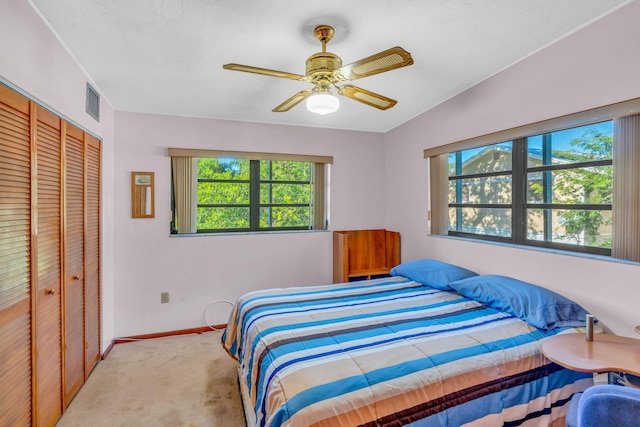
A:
[448, 142, 515, 241]
[168, 149, 332, 235]
[521, 133, 612, 254]
[196, 158, 316, 233]
[426, 98, 640, 259]
[447, 132, 612, 255]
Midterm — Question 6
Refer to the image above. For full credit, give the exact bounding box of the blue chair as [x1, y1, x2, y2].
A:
[566, 384, 640, 427]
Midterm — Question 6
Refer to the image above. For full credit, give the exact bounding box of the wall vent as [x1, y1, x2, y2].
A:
[86, 83, 100, 122]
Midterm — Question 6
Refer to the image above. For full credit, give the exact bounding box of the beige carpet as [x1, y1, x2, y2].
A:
[56, 331, 246, 427]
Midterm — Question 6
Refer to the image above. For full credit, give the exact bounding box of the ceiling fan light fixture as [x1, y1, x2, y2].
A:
[306, 92, 340, 115]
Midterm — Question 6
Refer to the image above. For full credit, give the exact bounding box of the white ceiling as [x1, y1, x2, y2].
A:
[30, 0, 631, 133]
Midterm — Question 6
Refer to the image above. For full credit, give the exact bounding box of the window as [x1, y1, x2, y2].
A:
[425, 98, 640, 261]
[447, 123, 612, 255]
[525, 124, 612, 250]
[448, 140, 514, 239]
[168, 149, 331, 234]
[196, 158, 316, 232]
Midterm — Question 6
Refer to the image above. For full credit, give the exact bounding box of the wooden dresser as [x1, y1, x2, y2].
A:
[333, 229, 400, 283]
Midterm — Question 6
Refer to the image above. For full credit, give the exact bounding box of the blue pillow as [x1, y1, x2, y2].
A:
[448, 275, 589, 330]
[390, 259, 478, 290]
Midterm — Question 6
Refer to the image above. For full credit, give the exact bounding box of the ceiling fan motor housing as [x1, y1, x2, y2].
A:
[306, 52, 342, 82]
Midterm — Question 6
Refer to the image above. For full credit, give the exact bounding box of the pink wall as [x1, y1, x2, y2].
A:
[384, 0, 640, 337]
[1, 0, 114, 135]
[112, 113, 386, 336]
[1, 0, 116, 350]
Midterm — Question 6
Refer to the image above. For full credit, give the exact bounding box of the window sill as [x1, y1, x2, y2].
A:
[430, 233, 640, 267]
[169, 229, 330, 238]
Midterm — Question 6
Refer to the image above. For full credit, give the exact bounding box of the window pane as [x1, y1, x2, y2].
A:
[526, 172, 545, 203]
[197, 207, 249, 230]
[527, 166, 612, 204]
[449, 207, 512, 237]
[260, 206, 311, 228]
[448, 141, 513, 176]
[198, 182, 249, 204]
[260, 160, 312, 181]
[448, 176, 512, 204]
[197, 158, 249, 180]
[527, 122, 612, 167]
[260, 183, 312, 204]
[552, 166, 612, 204]
[527, 208, 612, 248]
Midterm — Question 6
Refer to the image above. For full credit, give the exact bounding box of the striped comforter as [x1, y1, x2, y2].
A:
[222, 276, 592, 427]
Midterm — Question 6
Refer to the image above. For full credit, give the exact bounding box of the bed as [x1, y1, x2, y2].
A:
[222, 259, 594, 427]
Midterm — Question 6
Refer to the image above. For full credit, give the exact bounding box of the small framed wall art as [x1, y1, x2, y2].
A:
[131, 172, 155, 218]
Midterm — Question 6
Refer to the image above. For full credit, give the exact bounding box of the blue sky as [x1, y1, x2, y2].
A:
[452, 120, 612, 164]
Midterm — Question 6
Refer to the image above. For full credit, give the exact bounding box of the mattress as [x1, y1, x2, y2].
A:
[223, 276, 592, 427]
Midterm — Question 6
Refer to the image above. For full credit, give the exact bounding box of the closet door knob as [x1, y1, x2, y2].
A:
[72, 275, 80, 281]
[45, 288, 55, 295]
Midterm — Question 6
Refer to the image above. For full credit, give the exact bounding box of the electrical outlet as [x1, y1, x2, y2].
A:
[161, 292, 170, 303]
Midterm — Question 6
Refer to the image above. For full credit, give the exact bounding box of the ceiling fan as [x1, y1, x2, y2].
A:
[223, 25, 414, 115]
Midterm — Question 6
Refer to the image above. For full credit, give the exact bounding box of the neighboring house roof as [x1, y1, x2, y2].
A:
[459, 145, 571, 173]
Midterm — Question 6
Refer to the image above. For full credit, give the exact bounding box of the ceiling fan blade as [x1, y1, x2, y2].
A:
[336, 47, 413, 81]
[223, 63, 307, 81]
[338, 85, 397, 110]
[273, 89, 314, 112]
